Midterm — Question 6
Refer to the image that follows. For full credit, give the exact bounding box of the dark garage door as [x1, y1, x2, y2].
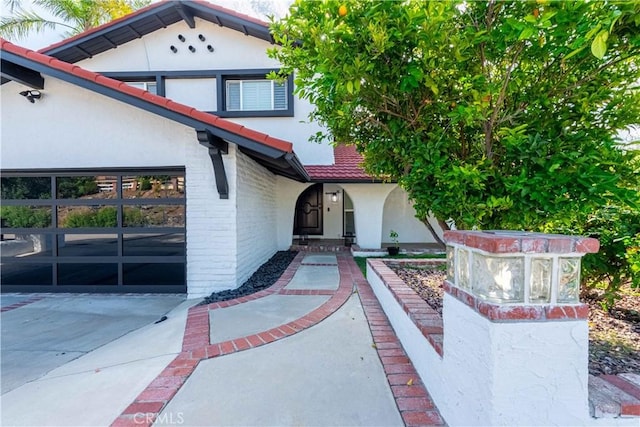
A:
[0, 169, 186, 293]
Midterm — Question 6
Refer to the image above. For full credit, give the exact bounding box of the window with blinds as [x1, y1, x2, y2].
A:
[226, 80, 287, 111]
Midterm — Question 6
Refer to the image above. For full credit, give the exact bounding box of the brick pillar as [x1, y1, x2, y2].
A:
[441, 230, 599, 426]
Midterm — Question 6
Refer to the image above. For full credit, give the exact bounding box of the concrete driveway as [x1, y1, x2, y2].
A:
[1, 294, 185, 394]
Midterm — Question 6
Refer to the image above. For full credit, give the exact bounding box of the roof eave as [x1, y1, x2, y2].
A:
[40, 0, 275, 63]
[1, 46, 308, 183]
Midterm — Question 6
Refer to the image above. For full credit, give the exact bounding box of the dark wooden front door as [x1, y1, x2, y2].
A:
[293, 183, 323, 235]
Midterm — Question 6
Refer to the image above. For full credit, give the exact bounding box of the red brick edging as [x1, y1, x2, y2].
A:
[111, 252, 353, 427]
[349, 258, 446, 427]
[442, 280, 589, 322]
[1, 296, 44, 312]
[368, 259, 445, 357]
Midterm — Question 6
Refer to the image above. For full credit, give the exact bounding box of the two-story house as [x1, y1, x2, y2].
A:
[0, 0, 443, 298]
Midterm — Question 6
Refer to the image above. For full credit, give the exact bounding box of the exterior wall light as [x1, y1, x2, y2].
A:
[325, 190, 340, 203]
[19, 90, 41, 103]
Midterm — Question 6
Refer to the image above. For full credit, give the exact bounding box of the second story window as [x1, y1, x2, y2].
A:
[225, 79, 287, 112]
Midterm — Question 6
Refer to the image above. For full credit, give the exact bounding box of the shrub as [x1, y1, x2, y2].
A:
[0, 206, 50, 228]
[580, 205, 640, 309]
[123, 207, 148, 227]
[139, 177, 152, 191]
[63, 207, 117, 228]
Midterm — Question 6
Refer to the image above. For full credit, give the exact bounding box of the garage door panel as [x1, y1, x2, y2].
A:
[0, 169, 186, 293]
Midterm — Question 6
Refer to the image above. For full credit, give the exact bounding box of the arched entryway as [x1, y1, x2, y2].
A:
[291, 183, 356, 246]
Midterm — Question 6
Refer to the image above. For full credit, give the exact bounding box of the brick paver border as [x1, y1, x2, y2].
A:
[0, 295, 44, 313]
[346, 257, 447, 427]
[112, 252, 448, 427]
[112, 252, 353, 427]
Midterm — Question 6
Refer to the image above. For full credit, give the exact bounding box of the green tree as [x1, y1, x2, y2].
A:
[270, 0, 639, 231]
[270, 0, 640, 304]
[57, 177, 99, 198]
[1, 0, 150, 41]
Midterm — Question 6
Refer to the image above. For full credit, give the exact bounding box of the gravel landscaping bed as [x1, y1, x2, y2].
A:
[199, 251, 298, 305]
[388, 263, 640, 376]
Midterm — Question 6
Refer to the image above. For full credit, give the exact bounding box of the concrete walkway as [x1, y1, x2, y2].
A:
[1, 253, 445, 427]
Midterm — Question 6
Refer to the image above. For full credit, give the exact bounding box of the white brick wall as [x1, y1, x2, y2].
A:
[185, 144, 239, 299]
[235, 150, 278, 286]
[1, 73, 303, 299]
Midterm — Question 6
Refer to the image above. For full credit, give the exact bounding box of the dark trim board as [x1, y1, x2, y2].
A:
[0, 59, 44, 89]
[197, 129, 229, 199]
[1, 49, 308, 181]
[41, 0, 275, 64]
[1, 285, 186, 294]
[100, 69, 295, 117]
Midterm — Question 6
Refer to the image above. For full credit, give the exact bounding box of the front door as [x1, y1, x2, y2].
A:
[293, 183, 323, 235]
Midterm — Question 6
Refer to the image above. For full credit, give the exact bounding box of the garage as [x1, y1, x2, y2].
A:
[1, 169, 186, 293]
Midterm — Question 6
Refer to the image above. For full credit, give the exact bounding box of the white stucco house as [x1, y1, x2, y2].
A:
[0, 0, 443, 297]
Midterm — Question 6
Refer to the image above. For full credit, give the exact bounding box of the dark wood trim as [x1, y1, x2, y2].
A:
[100, 69, 294, 117]
[219, 73, 294, 117]
[40, 1, 275, 64]
[101, 68, 282, 79]
[196, 129, 229, 199]
[152, 14, 167, 28]
[126, 24, 142, 38]
[0, 59, 45, 89]
[1, 284, 186, 294]
[156, 75, 166, 96]
[2, 52, 288, 159]
[215, 110, 294, 118]
[208, 148, 229, 199]
[73, 45, 92, 59]
[174, 3, 196, 28]
[101, 35, 117, 48]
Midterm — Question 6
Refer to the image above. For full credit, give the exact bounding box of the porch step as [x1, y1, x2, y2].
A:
[589, 373, 640, 418]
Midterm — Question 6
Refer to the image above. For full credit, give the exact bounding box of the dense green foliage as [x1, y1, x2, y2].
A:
[0, 206, 50, 228]
[63, 206, 117, 228]
[62, 206, 149, 228]
[270, 0, 640, 306]
[1, 0, 150, 40]
[57, 177, 99, 198]
[1, 177, 50, 200]
[559, 204, 640, 308]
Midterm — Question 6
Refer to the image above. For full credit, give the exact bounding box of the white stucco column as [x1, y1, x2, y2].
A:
[340, 183, 397, 249]
[441, 230, 599, 426]
[275, 177, 311, 250]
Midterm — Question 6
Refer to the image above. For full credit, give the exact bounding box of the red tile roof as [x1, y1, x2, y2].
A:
[1, 38, 293, 154]
[39, 0, 270, 55]
[306, 145, 375, 181]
